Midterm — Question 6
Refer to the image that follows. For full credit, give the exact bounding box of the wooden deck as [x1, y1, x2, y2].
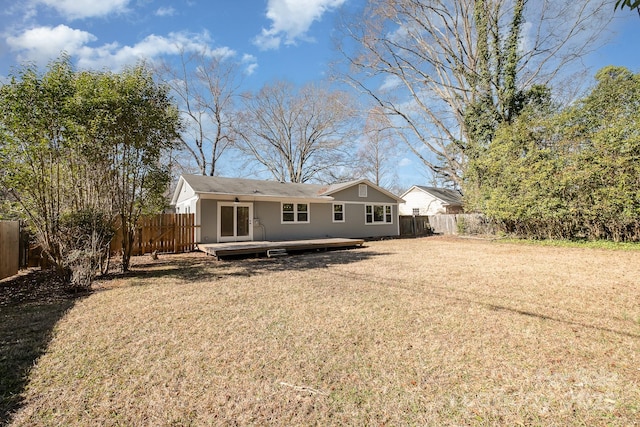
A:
[198, 238, 365, 259]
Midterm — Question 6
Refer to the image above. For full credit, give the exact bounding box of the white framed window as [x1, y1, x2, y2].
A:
[412, 208, 420, 216]
[282, 202, 310, 223]
[332, 203, 345, 222]
[365, 204, 392, 224]
[358, 184, 368, 197]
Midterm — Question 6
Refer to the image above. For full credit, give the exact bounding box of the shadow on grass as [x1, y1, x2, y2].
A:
[327, 269, 640, 340]
[232, 247, 392, 277]
[99, 247, 390, 285]
[0, 270, 88, 426]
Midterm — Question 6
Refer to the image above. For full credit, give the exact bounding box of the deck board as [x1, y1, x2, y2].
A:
[198, 238, 364, 259]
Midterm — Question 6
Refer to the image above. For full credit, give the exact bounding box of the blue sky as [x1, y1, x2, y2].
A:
[0, 0, 350, 88]
[1, 0, 639, 189]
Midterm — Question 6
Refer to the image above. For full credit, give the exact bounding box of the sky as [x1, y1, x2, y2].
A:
[1, 0, 639, 190]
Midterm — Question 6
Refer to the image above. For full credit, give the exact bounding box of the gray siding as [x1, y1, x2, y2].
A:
[253, 201, 328, 241]
[251, 200, 398, 241]
[197, 183, 401, 242]
[330, 183, 398, 204]
[342, 203, 398, 238]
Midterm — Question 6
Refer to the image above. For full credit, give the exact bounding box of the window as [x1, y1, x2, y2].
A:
[358, 184, 367, 197]
[333, 203, 345, 222]
[365, 204, 393, 224]
[282, 202, 309, 223]
[412, 208, 420, 216]
[296, 203, 308, 222]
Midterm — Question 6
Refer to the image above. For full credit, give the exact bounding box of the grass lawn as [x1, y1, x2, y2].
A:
[2, 236, 639, 426]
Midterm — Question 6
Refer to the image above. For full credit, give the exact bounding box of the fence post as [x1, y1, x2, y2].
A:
[0, 221, 20, 280]
[19, 220, 29, 268]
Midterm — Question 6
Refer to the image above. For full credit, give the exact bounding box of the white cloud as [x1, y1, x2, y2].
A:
[6, 25, 97, 64]
[253, 0, 346, 50]
[208, 46, 236, 60]
[76, 32, 236, 70]
[34, 0, 131, 20]
[242, 53, 258, 75]
[379, 75, 402, 92]
[253, 30, 281, 51]
[6, 26, 239, 71]
[155, 7, 176, 17]
[399, 157, 412, 167]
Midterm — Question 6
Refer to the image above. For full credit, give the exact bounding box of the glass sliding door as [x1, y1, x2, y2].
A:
[218, 203, 253, 242]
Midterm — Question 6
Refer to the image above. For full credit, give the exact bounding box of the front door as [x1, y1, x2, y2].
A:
[218, 203, 253, 242]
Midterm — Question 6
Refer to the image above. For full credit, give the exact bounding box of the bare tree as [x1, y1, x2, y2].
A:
[356, 106, 399, 190]
[157, 49, 240, 176]
[236, 80, 356, 183]
[337, 0, 613, 186]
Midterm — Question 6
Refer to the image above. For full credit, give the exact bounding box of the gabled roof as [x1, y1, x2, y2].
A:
[401, 185, 463, 206]
[171, 175, 404, 204]
[318, 179, 404, 202]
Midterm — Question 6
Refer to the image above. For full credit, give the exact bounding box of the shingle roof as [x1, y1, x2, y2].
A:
[180, 174, 333, 199]
[413, 186, 463, 206]
[175, 175, 404, 204]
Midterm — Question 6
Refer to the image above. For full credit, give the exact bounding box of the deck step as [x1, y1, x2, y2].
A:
[267, 248, 288, 258]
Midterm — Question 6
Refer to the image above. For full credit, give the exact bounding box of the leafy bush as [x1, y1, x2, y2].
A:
[465, 67, 640, 242]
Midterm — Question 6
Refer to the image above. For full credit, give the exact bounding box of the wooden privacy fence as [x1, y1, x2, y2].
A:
[400, 214, 493, 236]
[0, 221, 19, 280]
[428, 213, 493, 235]
[110, 213, 196, 256]
[399, 216, 432, 237]
[428, 214, 460, 235]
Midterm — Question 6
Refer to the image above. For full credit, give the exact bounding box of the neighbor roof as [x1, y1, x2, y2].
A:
[404, 186, 463, 206]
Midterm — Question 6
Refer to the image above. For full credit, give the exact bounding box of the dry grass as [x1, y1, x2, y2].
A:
[4, 237, 640, 426]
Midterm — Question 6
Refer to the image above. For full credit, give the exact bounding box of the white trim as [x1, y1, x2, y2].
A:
[195, 193, 333, 204]
[195, 198, 202, 243]
[217, 202, 253, 242]
[337, 201, 399, 206]
[177, 195, 199, 204]
[322, 178, 404, 203]
[365, 204, 394, 225]
[281, 201, 310, 224]
[332, 203, 345, 223]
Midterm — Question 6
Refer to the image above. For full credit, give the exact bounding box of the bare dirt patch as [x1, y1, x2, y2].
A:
[4, 237, 640, 426]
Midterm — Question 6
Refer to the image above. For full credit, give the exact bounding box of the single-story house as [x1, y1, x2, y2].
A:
[398, 185, 463, 216]
[171, 174, 404, 243]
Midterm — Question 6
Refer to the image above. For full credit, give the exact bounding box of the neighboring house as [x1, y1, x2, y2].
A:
[171, 174, 404, 243]
[398, 186, 463, 216]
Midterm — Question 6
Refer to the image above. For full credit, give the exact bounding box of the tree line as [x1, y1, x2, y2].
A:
[0, 57, 180, 285]
[465, 66, 640, 242]
[338, 0, 639, 242]
[154, 50, 396, 187]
